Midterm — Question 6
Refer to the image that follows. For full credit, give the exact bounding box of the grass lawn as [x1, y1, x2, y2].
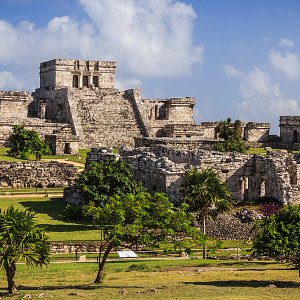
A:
[0, 196, 100, 242]
[0, 148, 90, 164]
[0, 187, 64, 195]
[246, 147, 300, 155]
[0, 259, 298, 299]
[246, 148, 267, 155]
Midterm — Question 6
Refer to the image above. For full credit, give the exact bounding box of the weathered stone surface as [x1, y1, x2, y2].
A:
[206, 214, 255, 240]
[0, 161, 78, 188]
[74, 146, 300, 205]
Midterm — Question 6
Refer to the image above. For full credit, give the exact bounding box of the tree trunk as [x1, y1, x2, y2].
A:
[5, 264, 17, 294]
[94, 242, 114, 284]
[202, 216, 207, 259]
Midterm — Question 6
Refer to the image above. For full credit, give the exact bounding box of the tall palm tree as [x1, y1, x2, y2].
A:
[0, 206, 50, 294]
[181, 168, 233, 258]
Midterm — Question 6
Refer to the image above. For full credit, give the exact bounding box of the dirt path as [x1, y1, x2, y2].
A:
[42, 158, 85, 168]
[0, 193, 63, 198]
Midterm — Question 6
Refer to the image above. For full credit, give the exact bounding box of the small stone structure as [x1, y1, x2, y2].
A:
[68, 146, 300, 205]
[280, 116, 300, 148]
[0, 161, 78, 188]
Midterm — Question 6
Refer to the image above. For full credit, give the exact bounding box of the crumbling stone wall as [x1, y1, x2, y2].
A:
[83, 147, 300, 205]
[0, 161, 78, 188]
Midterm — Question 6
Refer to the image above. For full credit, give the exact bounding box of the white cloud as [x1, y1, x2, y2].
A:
[0, 0, 202, 90]
[224, 65, 300, 121]
[223, 65, 241, 78]
[269, 50, 300, 80]
[79, 0, 203, 76]
[116, 78, 142, 90]
[0, 71, 23, 90]
[279, 38, 294, 48]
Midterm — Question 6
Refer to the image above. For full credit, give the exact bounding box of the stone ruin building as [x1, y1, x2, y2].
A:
[2, 58, 300, 205]
[0, 58, 291, 155]
[67, 146, 299, 205]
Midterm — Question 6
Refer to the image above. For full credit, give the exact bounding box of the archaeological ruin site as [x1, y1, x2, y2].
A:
[1, 58, 300, 204]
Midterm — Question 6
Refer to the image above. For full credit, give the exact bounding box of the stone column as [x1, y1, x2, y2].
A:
[88, 75, 93, 87]
[79, 74, 83, 88]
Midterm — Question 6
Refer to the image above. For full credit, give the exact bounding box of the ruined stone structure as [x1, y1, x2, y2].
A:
[0, 161, 78, 188]
[78, 146, 300, 205]
[0, 59, 277, 155]
[280, 116, 300, 146]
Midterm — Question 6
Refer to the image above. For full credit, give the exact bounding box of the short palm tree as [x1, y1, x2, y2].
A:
[181, 168, 233, 258]
[0, 206, 50, 294]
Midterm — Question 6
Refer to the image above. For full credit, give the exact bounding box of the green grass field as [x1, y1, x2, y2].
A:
[0, 147, 89, 163]
[0, 197, 99, 241]
[0, 259, 298, 299]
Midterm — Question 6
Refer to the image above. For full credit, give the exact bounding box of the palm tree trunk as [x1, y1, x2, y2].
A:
[94, 242, 114, 284]
[5, 264, 17, 294]
[202, 217, 207, 259]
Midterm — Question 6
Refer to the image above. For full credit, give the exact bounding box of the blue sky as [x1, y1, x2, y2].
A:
[1, 0, 300, 132]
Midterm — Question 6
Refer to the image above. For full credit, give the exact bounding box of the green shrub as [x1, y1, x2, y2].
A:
[60, 204, 84, 221]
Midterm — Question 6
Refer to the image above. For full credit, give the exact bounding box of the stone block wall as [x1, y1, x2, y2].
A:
[280, 116, 300, 144]
[134, 137, 217, 151]
[0, 91, 31, 120]
[244, 122, 270, 142]
[0, 161, 78, 188]
[83, 146, 300, 205]
[39, 59, 116, 90]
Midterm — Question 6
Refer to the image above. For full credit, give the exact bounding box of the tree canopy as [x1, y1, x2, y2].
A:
[0, 206, 50, 294]
[215, 118, 246, 153]
[8, 125, 51, 160]
[181, 168, 233, 258]
[252, 205, 300, 277]
[85, 192, 197, 283]
[76, 159, 145, 206]
[76, 158, 197, 284]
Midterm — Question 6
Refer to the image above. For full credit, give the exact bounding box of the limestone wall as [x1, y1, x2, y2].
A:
[280, 116, 300, 144]
[39, 59, 116, 90]
[0, 91, 31, 120]
[244, 122, 270, 142]
[0, 161, 78, 188]
[134, 137, 217, 151]
[84, 147, 300, 205]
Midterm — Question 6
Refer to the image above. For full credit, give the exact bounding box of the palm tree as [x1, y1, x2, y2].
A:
[0, 206, 50, 294]
[181, 168, 233, 258]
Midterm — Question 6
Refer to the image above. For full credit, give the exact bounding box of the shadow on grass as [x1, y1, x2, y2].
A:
[218, 261, 275, 268]
[42, 224, 95, 233]
[0, 284, 143, 295]
[184, 280, 299, 288]
[21, 198, 91, 225]
[21, 198, 65, 219]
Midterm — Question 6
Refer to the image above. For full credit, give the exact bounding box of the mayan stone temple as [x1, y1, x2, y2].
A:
[0, 58, 274, 154]
[1, 58, 300, 204]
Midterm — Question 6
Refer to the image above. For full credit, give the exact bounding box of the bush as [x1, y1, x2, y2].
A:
[60, 204, 84, 221]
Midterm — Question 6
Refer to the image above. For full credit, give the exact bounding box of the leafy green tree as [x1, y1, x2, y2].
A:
[0, 206, 50, 294]
[252, 205, 300, 278]
[215, 118, 246, 153]
[8, 125, 51, 160]
[76, 159, 145, 206]
[76, 158, 197, 284]
[84, 192, 197, 284]
[181, 168, 233, 258]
